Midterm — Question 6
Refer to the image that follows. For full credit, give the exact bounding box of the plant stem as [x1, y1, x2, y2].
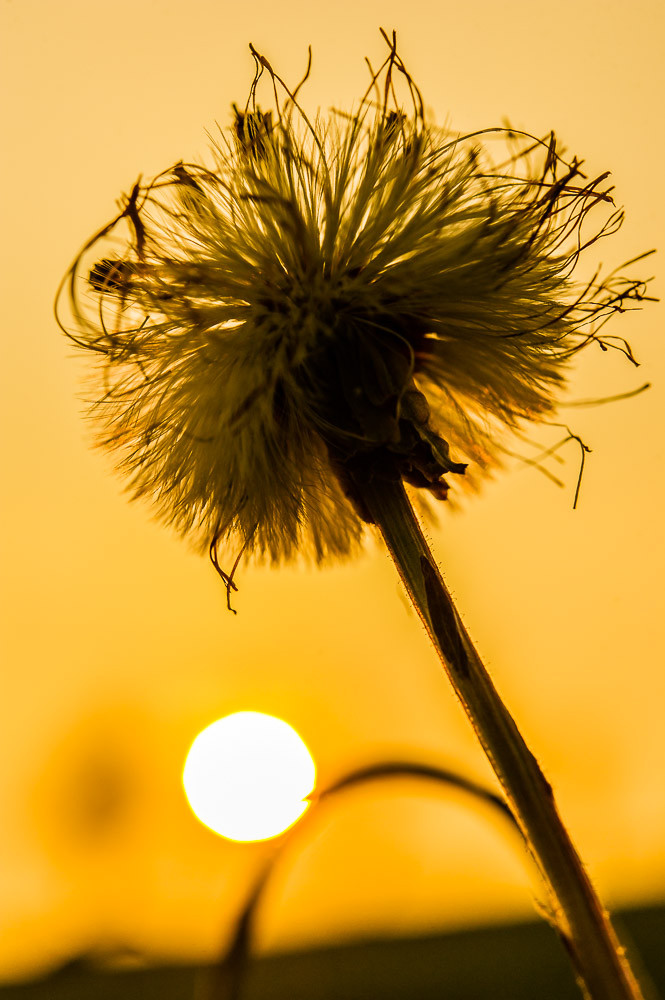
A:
[213, 762, 520, 1000]
[353, 473, 644, 1000]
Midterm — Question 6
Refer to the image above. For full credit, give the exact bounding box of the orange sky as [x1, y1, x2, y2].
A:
[1, 0, 664, 983]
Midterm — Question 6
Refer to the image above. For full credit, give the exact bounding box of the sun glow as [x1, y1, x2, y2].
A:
[182, 712, 316, 842]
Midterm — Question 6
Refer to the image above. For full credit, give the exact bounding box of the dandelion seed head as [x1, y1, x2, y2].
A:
[57, 31, 653, 566]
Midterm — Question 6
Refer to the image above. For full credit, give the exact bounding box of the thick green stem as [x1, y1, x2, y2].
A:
[355, 474, 644, 1000]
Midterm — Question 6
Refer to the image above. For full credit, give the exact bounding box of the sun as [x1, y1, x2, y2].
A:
[182, 712, 316, 842]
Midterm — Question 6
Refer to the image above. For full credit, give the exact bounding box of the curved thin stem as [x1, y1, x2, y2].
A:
[353, 473, 644, 1000]
[210, 761, 521, 1000]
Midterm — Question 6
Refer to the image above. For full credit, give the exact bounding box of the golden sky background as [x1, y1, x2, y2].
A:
[1, 0, 664, 983]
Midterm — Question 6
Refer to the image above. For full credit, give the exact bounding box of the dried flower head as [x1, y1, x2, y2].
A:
[58, 31, 652, 575]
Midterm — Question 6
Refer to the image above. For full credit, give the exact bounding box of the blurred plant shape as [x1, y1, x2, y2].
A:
[58, 30, 654, 1000]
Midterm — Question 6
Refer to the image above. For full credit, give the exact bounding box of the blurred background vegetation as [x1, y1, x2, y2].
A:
[1, 905, 663, 998]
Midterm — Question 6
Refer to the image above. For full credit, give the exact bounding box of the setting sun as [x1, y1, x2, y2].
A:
[182, 712, 316, 842]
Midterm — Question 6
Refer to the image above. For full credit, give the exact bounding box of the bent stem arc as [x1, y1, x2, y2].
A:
[214, 761, 520, 1000]
[353, 473, 644, 1000]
